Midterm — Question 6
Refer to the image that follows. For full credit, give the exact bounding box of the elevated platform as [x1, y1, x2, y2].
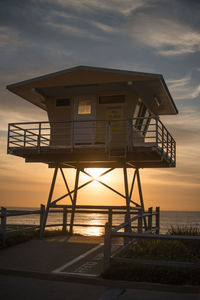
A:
[7, 117, 176, 169]
[9, 144, 174, 168]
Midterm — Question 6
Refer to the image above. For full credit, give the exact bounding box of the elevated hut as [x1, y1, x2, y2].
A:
[7, 66, 178, 235]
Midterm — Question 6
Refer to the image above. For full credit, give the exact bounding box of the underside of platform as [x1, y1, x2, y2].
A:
[9, 144, 175, 168]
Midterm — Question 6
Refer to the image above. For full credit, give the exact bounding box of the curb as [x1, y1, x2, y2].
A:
[0, 268, 199, 294]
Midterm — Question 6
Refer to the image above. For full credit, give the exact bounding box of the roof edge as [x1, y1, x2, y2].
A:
[160, 76, 178, 114]
[6, 65, 162, 90]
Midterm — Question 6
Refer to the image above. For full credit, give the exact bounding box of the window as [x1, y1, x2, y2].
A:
[99, 95, 125, 104]
[56, 98, 70, 107]
[78, 100, 92, 115]
[133, 98, 151, 135]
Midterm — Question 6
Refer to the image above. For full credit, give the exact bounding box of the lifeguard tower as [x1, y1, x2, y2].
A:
[7, 66, 178, 236]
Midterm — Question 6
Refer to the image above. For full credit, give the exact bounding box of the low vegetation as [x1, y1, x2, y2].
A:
[168, 225, 200, 236]
[103, 225, 200, 285]
[0, 228, 67, 248]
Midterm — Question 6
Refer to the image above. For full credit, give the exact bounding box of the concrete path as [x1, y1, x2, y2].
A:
[0, 274, 199, 300]
[0, 236, 199, 299]
[0, 235, 105, 274]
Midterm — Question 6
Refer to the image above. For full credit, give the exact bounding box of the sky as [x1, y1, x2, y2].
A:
[0, 0, 199, 211]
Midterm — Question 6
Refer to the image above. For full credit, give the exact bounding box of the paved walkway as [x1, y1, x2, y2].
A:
[0, 235, 105, 274]
[0, 236, 199, 299]
[0, 274, 199, 300]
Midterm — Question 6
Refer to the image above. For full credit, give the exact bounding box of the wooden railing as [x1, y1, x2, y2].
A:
[0, 206, 44, 247]
[7, 117, 176, 164]
[103, 209, 200, 271]
[0, 205, 142, 247]
[103, 207, 160, 270]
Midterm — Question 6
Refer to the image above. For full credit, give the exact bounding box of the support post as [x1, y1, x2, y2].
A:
[156, 207, 160, 234]
[70, 169, 80, 235]
[62, 207, 68, 233]
[103, 222, 112, 272]
[40, 204, 45, 230]
[1, 207, 7, 247]
[147, 207, 152, 232]
[108, 208, 112, 228]
[129, 169, 137, 200]
[123, 167, 131, 245]
[123, 167, 131, 231]
[138, 209, 143, 233]
[40, 166, 58, 238]
[136, 169, 147, 230]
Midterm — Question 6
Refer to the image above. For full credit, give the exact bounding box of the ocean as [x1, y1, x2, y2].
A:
[5, 207, 200, 236]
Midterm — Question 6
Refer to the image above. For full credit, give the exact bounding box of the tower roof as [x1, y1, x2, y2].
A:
[7, 65, 178, 115]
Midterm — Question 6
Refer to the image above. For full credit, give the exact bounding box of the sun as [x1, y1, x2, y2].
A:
[85, 168, 106, 180]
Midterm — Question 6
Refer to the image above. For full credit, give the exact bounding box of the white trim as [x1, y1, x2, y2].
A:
[52, 244, 103, 273]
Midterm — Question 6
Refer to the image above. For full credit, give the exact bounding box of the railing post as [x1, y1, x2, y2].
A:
[108, 208, 112, 227]
[37, 122, 41, 150]
[174, 141, 176, 166]
[170, 136, 173, 162]
[107, 120, 112, 155]
[104, 222, 112, 272]
[40, 204, 45, 230]
[137, 209, 143, 233]
[62, 207, 67, 233]
[155, 117, 158, 145]
[24, 129, 27, 147]
[166, 131, 169, 158]
[147, 207, 153, 232]
[162, 124, 164, 153]
[7, 124, 10, 154]
[156, 207, 160, 234]
[129, 119, 133, 150]
[71, 121, 74, 152]
[1, 207, 7, 247]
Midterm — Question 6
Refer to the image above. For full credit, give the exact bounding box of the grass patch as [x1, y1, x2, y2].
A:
[103, 262, 200, 285]
[121, 239, 199, 263]
[0, 228, 69, 248]
[103, 225, 200, 285]
[168, 225, 200, 236]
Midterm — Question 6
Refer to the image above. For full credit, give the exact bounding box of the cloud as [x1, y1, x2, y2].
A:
[129, 15, 200, 56]
[91, 21, 118, 34]
[0, 26, 24, 49]
[166, 75, 200, 100]
[46, 21, 106, 41]
[38, 0, 153, 16]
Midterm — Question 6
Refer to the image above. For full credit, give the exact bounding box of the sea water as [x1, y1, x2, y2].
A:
[5, 207, 200, 236]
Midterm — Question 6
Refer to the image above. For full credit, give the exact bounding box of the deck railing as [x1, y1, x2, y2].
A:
[7, 117, 176, 163]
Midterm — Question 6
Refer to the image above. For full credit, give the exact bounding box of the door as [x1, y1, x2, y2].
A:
[73, 96, 96, 145]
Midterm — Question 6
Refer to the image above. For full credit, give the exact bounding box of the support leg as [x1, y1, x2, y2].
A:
[129, 169, 140, 207]
[123, 167, 131, 236]
[40, 166, 58, 238]
[136, 169, 147, 230]
[129, 169, 137, 200]
[70, 169, 80, 235]
[60, 168, 73, 203]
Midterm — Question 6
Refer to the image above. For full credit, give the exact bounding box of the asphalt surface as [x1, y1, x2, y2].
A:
[0, 236, 199, 299]
[0, 235, 104, 273]
[0, 274, 199, 300]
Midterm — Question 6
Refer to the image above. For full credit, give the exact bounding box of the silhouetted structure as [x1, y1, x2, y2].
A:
[7, 66, 178, 236]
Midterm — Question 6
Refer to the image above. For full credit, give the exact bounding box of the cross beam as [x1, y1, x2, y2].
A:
[40, 165, 147, 237]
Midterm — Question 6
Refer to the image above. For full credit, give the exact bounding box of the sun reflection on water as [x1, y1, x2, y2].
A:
[85, 218, 104, 236]
[76, 213, 105, 236]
